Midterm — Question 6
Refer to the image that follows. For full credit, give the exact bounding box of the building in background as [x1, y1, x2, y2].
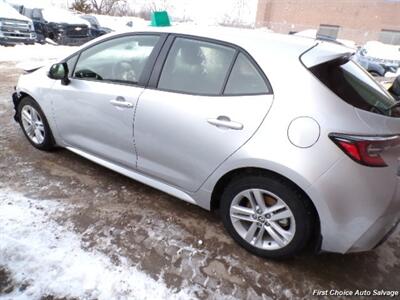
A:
[256, 0, 400, 45]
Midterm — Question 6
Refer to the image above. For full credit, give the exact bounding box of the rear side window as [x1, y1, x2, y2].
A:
[310, 58, 397, 116]
[158, 38, 236, 95]
[224, 53, 269, 95]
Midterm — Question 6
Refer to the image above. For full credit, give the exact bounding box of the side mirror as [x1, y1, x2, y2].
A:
[48, 62, 70, 85]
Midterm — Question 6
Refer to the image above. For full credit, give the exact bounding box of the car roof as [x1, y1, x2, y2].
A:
[74, 24, 352, 88]
[106, 25, 352, 66]
[115, 24, 318, 56]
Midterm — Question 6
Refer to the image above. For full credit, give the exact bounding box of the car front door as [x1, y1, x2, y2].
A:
[50, 34, 163, 169]
[134, 36, 274, 192]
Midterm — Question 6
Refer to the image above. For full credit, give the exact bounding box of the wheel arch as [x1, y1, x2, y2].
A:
[16, 94, 58, 149]
[13, 91, 36, 122]
[210, 167, 322, 252]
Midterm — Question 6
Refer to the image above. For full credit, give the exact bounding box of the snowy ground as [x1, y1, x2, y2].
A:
[94, 14, 149, 31]
[0, 43, 78, 71]
[0, 189, 198, 300]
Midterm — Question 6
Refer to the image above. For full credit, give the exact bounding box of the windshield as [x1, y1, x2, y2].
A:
[310, 57, 398, 117]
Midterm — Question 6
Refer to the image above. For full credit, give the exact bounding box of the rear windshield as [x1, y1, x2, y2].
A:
[310, 57, 398, 117]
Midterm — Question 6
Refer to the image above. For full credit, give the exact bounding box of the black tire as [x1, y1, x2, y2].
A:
[220, 174, 315, 259]
[369, 71, 381, 77]
[18, 96, 56, 151]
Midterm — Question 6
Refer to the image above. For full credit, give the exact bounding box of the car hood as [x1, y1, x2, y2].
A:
[0, 2, 31, 22]
[42, 8, 90, 26]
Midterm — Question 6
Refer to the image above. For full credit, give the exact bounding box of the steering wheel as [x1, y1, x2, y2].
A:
[112, 61, 137, 83]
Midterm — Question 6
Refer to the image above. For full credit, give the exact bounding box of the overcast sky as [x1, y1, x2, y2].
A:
[6, 0, 258, 25]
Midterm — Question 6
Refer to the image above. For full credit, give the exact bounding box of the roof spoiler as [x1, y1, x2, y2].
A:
[300, 42, 354, 68]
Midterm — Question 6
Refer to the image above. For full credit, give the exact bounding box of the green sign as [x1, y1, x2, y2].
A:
[150, 11, 171, 27]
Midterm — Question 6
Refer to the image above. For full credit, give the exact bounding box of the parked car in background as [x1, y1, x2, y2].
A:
[11, 27, 400, 259]
[354, 47, 398, 77]
[79, 15, 112, 38]
[358, 41, 400, 77]
[389, 75, 400, 101]
[15, 6, 92, 45]
[0, 0, 36, 45]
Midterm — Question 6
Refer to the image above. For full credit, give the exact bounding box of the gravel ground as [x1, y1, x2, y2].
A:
[0, 61, 399, 299]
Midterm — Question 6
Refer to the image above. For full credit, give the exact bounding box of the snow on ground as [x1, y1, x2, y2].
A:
[0, 189, 197, 300]
[0, 44, 77, 69]
[385, 66, 400, 78]
[42, 7, 90, 26]
[94, 14, 149, 31]
[363, 41, 400, 61]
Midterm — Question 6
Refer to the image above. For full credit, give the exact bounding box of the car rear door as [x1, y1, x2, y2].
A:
[50, 33, 165, 169]
[134, 35, 274, 192]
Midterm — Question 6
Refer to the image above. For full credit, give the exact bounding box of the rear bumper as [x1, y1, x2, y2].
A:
[349, 216, 399, 252]
[307, 158, 400, 253]
[348, 180, 400, 252]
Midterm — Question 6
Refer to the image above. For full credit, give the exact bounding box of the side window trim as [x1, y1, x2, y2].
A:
[61, 32, 168, 88]
[151, 35, 237, 96]
[220, 50, 239, 95]
[223, 50, 273, 96]
[148, 33, 273, 96]
[138, 34, 169, 87]
[148, 34, 176, 88]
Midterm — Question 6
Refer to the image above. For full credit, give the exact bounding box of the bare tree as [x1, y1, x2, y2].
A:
[146, 0, 170, 12]
[219, 0, 254, 28]
[70, 0, 92, 13]
[90, 0, 127, 14]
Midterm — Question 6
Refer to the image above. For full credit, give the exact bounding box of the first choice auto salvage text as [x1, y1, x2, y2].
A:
[312, 289, 399, 297]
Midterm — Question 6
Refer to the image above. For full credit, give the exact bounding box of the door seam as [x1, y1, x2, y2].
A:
[133, 89, 146, 169]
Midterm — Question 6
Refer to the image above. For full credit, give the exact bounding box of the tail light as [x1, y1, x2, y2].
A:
[329, 133, 400, 167]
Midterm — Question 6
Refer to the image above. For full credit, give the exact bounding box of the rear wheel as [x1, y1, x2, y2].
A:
[220, 175, 314, 259]
[18, 96, 56, 151]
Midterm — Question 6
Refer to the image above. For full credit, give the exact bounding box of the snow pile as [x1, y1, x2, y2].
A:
[0, 1, 31, 21]
[362, 41, 400, 61]
[94, 14, 149, 31]
[0, 189, 196, 300]
[5, 0, 67, 9]
[42, 8, 90, 26]
[385, 68, 400, 78]
[0, 44, 77, 68]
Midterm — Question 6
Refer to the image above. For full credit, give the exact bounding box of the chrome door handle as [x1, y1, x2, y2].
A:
[207, 117, 243, 130]
[110, 97, 134, 109]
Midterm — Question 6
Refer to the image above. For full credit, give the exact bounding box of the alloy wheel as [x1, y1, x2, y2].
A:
[21, 105, 46, 145]
[229, 188, 296, 250]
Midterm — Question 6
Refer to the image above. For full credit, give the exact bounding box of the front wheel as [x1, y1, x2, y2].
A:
[18, 96, 56, 151]
[220, 175, 315, 259]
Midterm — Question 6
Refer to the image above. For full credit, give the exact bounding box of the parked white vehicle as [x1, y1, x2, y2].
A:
[362, 41, 400, 62]
[0, 0, 36, 45]
[12, 26, 400, 258]
[360, 41, 400, 75]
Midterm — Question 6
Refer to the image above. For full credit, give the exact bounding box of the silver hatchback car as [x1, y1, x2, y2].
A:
[12, 26, 400, 259]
